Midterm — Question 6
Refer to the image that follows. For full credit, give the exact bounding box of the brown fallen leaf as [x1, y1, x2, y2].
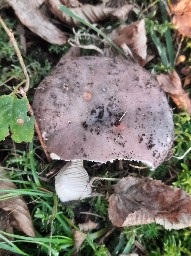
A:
[6, 0, 67, 45]
[48, 0, 133, 25]
[111, 19, 147, 66]
[0, 168, 35, 237]
[0, 209, 13, 234]
[157, 70, 191, 115]
[73, 220, 98, 253]
[73, 230, 87, 252]
[60, 0, 82, 8]
[0, 209, 14, 256]
[0, 0, 9, 9]
[169, 0, 191, 37]
[78, 220, 99, 232]
[184, 76, 191, 87]
[109, 176, 191, 230]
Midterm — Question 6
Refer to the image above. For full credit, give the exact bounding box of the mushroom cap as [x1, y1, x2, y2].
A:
[33, 56, 173, 168]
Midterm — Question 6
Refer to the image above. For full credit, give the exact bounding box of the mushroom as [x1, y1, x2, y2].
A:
[55, 160, 92, 202]
[33, 53, 173, 202]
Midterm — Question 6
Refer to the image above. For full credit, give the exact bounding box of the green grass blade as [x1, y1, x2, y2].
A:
[59, 5, 126, 57]
[0, 234, 28, 255]
[43, 201, 73, 236]
[0, 231, 73, 244]
[0, 189, 52, 199]
[150, 29, 169, 66]
[29, 142, 41, 187]
[159, 1, 174, 67]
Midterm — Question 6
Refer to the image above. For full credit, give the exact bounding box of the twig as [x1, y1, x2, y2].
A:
[68, 28, 104, 54]
[0, 16, 29, 92]
[20, 88, 51, 162]
[174, 35, 184, 65]
[129, 163, 148, 169]
[90, 177, 120, 187]
[173, 146, 191, 160]
[98, 227, 115, 244]
[80, 212, 105, 219]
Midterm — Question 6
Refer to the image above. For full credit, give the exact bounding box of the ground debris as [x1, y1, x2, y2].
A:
[109, 176, 191, 230]
[157, 70, 191, 115]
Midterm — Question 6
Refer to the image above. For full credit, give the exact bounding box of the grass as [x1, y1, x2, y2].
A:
[0, 1, 191, 255]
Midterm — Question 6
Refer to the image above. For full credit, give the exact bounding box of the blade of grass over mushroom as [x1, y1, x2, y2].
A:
[59, 5, 126, 57]
[159, 1, 174, 67]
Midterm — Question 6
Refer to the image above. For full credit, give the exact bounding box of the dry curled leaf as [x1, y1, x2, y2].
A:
[0, 209, 13, 234]
[48, 0, 133, 25]
[0, 0, 9, 9]
[111, 19, 147, 66]
[73, 230, 87, 252]
[60, 0, 82, 8]
[109, 176, 191, 230]
[73, 220, 98, 252]
[0, 209, 14, 256]
[78, 220, 99, 232]
[157, 70, 191, 115]
[169, 0, 191, 37]
[6, 0, 67, 45]
[0, 169, 35, 237]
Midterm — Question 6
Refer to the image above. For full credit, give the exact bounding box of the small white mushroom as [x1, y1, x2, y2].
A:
[55, 160, 92, 202]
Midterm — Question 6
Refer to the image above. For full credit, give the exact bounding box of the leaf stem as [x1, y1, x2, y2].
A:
[20, 88, 51, 162]
[0, 16, 29, 92]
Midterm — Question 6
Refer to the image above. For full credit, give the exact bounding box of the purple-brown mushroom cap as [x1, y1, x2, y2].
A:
[33, 56, 173, 169]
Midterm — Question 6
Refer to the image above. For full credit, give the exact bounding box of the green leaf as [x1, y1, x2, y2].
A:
[0, 95, 34, 142]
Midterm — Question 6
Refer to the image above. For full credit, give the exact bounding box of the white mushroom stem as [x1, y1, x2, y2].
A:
[55, 160, 92, 202]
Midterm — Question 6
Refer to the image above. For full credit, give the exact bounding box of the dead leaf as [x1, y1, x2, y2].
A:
[73, 220, 98, 252]
[3, 0, 132, 44]
[0, 209, 13, 234]
[184, 76, 191, 87]
[48, 0, 133, 25]
[0, 169, 35, 237]
[169, 0, 191, 37]
[111, 20, 147, 66]
[6, 0, 67, 45]
[157, 70, 191, 115]
[181, 66, 191, 75]
[0, 209, 14, 256]
[109, 176, 191, 230]
[73, 230, 87, 252]
[0, 0, 9, 9]
[78, 220, 99, 232]
[60, 0, 82, 8]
